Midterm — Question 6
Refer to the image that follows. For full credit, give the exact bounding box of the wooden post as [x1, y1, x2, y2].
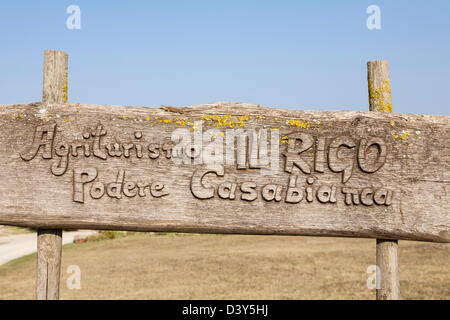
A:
[376, 239, 400, 299]
[36, 50, 68, 300]
[367, 60, 400, 300]
[36, 229, 63, 300]
[43, 50, 68, 104]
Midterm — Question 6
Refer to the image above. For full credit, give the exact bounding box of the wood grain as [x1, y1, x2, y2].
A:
[42, 50, 68, 104]
[0, 101, 448, 242]
[376, 239, 400, 299]
[367, 60, 392, 113]
[36, 229, 62, 300]
[36, 50, 66, 300]
[368, 60, 401, 300]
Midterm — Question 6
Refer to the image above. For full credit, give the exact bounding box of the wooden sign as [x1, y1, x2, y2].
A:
[0, 102, 449, 242]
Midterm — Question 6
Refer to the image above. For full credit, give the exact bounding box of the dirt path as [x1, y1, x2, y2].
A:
[0, 230, 97, 266]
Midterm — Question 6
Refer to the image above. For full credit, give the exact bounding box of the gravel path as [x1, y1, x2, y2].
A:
[0, 230, 97, 266]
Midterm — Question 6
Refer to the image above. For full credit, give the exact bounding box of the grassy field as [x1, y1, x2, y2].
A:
[0, 232, 448, 299]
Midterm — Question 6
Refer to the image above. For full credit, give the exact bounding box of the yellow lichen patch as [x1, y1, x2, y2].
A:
[175, 119, 187, 126]
[368, 79, 392, 113]
[11, 113, 26, 119]
[199, 114, 248, 128]
[237, 115, 249, 127]
[390, 120, 395, 127]
[62, 70, 68, 103]
[400, 130, 410, 140]
[191, 120, 203, 132]
[287, 119, 311, 128]
[64, 119, 69, 122]
[391, 129, 411, 141]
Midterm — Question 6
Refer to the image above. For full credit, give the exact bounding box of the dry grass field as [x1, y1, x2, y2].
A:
[0, 232, 448, 300]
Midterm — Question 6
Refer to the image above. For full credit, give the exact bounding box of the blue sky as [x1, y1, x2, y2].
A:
[0, 1, 449, 115]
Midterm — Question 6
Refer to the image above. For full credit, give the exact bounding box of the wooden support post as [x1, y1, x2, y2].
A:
[36, 229, 63, 300]
[367, 60, 400, 300]
[36, 50, 68, 300]
[43, 50, 68, 104]
[376, 239, 400, 300]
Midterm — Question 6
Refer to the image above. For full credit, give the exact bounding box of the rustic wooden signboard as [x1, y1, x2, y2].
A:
[0, 101, 449, 242]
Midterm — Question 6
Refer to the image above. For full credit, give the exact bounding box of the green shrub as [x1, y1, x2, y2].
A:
[100, 230, 125, 239]
[84, 230, 126, 242]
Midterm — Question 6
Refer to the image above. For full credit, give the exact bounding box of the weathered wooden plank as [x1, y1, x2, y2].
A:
[0, 102, 449, 242]
[368, 60, 401, 300]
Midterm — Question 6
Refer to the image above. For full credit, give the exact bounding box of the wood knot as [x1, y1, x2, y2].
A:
[351, 117, 362, 126]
